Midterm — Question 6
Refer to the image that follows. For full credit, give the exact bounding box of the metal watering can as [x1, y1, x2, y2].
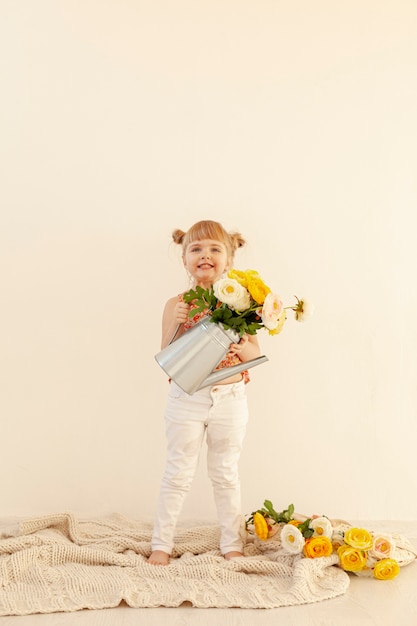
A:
[155, 316, 268, 394]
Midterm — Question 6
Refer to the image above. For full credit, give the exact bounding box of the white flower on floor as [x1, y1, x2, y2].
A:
[310, 516, 333, 539]
[280, 524, 305, 554]
[370, 534, 396, 560]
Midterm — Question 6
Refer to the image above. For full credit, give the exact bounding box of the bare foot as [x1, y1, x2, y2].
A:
[224, 551, 244, 560]
[147, 550, 170, 565]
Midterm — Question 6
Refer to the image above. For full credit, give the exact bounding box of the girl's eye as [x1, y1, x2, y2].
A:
[188, 244, 223, 253]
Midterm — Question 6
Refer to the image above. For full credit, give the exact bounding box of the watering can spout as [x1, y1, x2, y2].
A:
[198, 355, 269, 389]
[154, 316, 269, 394]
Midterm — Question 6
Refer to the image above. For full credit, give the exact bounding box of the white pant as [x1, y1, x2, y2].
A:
[151, 379, 249, 555]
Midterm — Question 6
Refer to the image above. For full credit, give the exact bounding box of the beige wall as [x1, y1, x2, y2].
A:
[1, 0, 416, 522]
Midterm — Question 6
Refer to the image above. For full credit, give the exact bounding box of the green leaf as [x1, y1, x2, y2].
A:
[246, 322, 262, 335]
[263, 500, 275, 514]
[183, 285, 217, 315]
[254, 501, 297, 525]
[298, 518, 314, 538]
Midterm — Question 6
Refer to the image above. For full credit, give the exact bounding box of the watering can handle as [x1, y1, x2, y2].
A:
[167, 323, 182, 345]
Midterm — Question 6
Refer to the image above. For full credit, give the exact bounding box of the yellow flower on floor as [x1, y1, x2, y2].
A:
[303, 536, 333, 558]
[373, 558, 400, 580]
[338, 545, 367, 572]
[344, 527, 373, 551]
[253, 512, 269, 540]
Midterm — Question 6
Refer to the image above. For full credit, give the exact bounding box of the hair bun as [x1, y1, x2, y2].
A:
[229, 232, 246, 251]
[172, 229, 186, 244]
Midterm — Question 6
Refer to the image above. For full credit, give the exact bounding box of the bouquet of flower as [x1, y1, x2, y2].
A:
[183, 269, 313, 337]
[246, 500, 403, 581]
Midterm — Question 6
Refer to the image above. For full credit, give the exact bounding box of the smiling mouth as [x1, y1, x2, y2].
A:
[198, 263, 214, 269]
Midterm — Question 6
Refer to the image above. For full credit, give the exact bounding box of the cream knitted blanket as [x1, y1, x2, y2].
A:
[0, 512, 412, 616]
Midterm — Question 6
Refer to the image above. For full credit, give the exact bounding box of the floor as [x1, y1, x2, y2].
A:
[0, 521, 416, 626]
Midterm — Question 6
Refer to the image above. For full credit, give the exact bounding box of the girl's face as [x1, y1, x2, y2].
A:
[183, 239, 231, 288]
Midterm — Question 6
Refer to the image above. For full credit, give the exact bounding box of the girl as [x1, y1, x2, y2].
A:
[148, 220, 261, 565]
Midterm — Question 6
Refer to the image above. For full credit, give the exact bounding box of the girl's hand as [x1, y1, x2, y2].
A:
[228, 334, 250, 355]
[174, 300, 191, 324]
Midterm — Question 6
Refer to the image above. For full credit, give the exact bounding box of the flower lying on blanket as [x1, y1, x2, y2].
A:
[246, 501, 400, 580]
[183, 268, 313, 337]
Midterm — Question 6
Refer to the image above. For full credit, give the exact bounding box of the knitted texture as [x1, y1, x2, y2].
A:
[0, 511, 403, 616]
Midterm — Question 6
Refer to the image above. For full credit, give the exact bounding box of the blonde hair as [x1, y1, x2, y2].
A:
[172, 220, 246, 260]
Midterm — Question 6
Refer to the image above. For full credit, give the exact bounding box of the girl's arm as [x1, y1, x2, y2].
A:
[229, 333, 262, 363]
[161, 295, 191, 349]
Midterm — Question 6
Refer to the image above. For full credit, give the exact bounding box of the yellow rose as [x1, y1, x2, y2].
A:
[303, 536, 333, 558]
[253, 512, 269, 540]
[228, 269, 250, 288]
[344, 528, 373, 551]
[247, 276, 271, 305]
[373, 558, 400, 580]
[337, 545, 367, 572]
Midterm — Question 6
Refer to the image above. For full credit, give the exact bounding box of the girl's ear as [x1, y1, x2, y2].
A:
[225, 256, 232, 271]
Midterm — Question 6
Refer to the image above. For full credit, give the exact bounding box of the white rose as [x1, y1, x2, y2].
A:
[370, 534, 396, 560]
[310, 516, 333, 539]
[261, 292, 284, 330]
[213, 278, 251, 311]
[294, 296, 314, 322]
[280, 524, 305, 554]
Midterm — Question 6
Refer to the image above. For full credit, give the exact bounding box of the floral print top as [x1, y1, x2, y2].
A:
[180, 294, 250, 383]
